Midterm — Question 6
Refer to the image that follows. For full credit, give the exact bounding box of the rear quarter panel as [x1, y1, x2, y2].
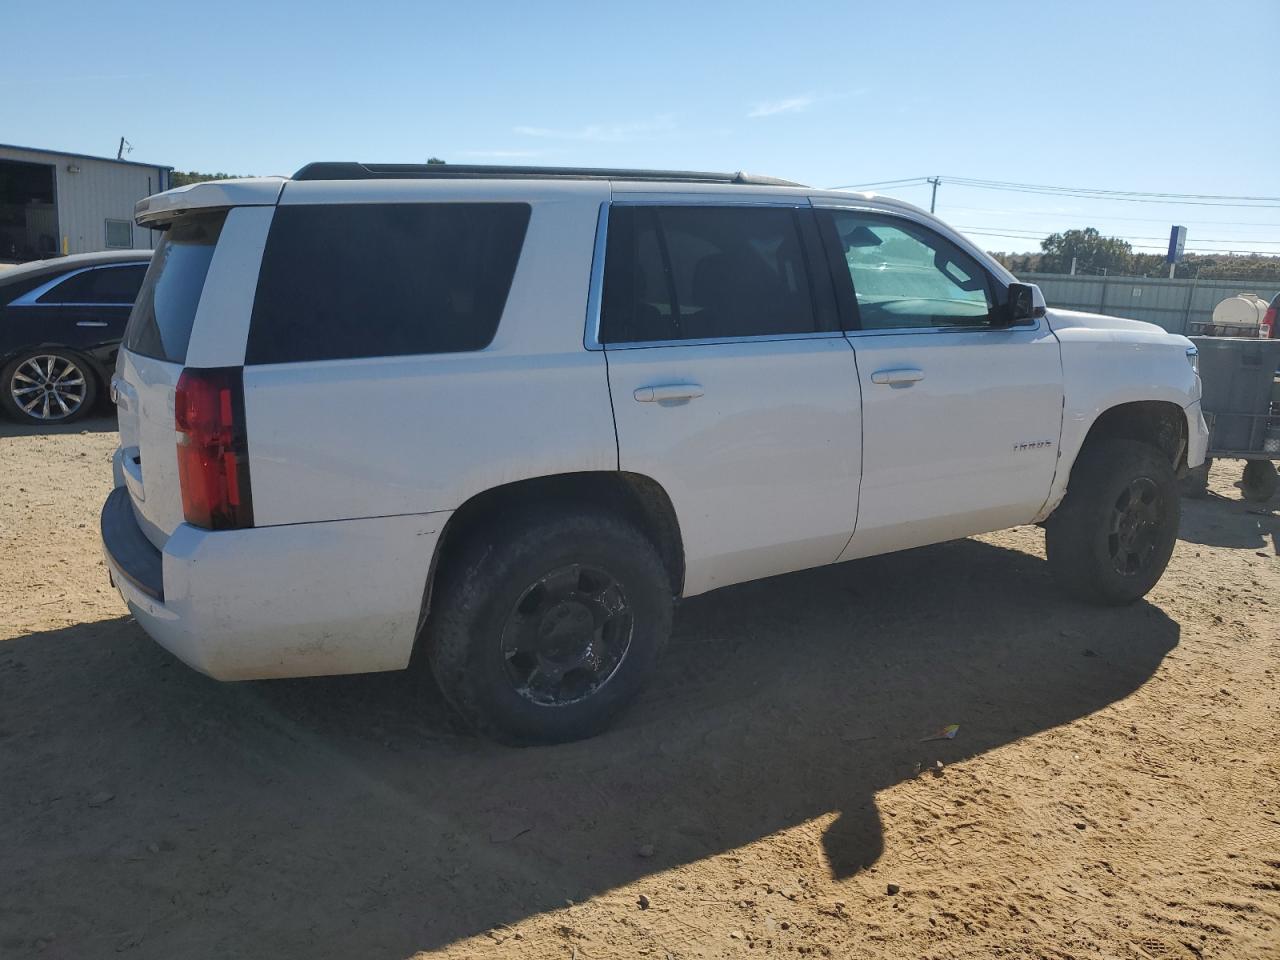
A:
[241, 181, 617, 525]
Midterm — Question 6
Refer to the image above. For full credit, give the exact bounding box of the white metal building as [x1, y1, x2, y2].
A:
[0, 143, 171, 262]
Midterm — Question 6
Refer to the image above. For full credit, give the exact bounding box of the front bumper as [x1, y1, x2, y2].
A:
[101, 485, 449, 680]
[1186, 400, 1209, 469]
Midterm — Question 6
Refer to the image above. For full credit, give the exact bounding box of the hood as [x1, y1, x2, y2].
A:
[1045, 308, 1169, 338]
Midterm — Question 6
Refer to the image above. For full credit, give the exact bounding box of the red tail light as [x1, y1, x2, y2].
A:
[174, 367, 253, 530]
[1262, 306, 1276, 339]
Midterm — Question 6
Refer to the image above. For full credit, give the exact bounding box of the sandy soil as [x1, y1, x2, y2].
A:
[1, 415, 1277, 959]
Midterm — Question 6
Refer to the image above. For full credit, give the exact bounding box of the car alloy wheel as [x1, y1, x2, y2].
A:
[1107, 476, 1164, 576]
[10, 355, 88, 421]
[499, 562, 635, 707]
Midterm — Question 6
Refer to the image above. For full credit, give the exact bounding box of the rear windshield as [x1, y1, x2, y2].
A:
[245, 202, 531, 365]
[123, 211, 227, 364]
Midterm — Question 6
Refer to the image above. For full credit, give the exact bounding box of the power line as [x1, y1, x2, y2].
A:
[826, 176, 1280, 209]
[827, 177, 932, 190]
[953, 225, 1280, 245]
[958, 229, 1279, 256]
[940, 204, 1280, 229]
[943, 175, 1280, 205]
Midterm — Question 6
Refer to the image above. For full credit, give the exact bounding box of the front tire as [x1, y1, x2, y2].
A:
[426, 507, 673, 745]
[1046, 439, 1180, 604]
[1, 350, 98, 425]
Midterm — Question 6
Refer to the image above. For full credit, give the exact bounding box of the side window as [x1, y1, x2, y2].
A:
[823, 211, 996, 331]
[600, 205, 833, 344]
[37, 264, 148, 305]
[247, 203, 531, 364]
[93, 264, 149, 303]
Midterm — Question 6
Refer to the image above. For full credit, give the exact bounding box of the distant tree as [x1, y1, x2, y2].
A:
[169, 170, 250, 187]
[1039, 227, 1132, 274]
[426, 157, 446, 165]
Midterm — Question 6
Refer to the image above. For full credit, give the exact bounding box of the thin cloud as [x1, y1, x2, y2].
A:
[513, 115, 676, 143]
[747, 88, 868, 119]
[747, 95, 815, 118]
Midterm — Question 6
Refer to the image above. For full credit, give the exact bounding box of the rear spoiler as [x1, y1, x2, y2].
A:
[135, 177, 286, 227]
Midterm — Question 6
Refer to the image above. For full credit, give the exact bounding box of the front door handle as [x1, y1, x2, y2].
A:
[76, 321, 109, 328]
[634, 383, 705, 403]
[870, 367, 925, 386]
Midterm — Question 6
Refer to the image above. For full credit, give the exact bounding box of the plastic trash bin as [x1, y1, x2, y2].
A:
[1189, 337, 1280, 452]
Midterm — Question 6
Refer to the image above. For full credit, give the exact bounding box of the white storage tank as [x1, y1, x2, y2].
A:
[1209, 293, 1270, 336]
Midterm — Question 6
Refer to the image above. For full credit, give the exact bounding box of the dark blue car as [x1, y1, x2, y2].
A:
[0, 250, 151, 424]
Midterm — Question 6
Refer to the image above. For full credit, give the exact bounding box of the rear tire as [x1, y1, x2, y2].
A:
[1046, 439, 1180, 605]
[1241, 460, 1278, 503]
[426, 507, 673, 745]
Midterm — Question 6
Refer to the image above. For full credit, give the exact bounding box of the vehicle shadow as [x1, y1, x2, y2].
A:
[0, 412, 116, 439]
[0, 537, 1178, 959]
[1178, 491, 1279, 553]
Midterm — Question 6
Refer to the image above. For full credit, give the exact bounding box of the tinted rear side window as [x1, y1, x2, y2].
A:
[39, 263, 148, 305]
[600, 205, 834, 344]
[124, 211, 227, 363]
[246, 203, 531, 364]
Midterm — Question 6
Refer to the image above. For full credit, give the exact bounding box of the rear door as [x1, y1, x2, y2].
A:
[814, 205, 1064, 560]
[599, 201, 862, 596]
[55, 262, 149, 346]
[3, 262, 145, 353]
[116, 211, 230, 547]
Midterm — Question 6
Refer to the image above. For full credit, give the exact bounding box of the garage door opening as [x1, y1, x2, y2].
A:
[0, 159, 58, 263]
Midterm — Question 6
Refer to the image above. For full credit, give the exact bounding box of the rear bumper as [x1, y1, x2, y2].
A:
[101, 486, 164, 601]
[101, 484, 449, 680]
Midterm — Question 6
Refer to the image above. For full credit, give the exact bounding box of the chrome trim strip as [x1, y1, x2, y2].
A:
[583, 200, 610, 351]
[607, 197, 809, 208]
[845, 319, 1042, 338]
[603, 330, 845, 351]
[8, 262, 146, 308]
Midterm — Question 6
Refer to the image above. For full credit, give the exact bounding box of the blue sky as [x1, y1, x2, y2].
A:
[7, 0, 1278, 254]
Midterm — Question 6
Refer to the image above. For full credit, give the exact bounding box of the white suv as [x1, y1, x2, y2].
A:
[102, 163, 1209, 743]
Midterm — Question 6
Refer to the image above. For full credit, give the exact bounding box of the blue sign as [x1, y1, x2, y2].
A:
[1167, 225, 1187, 263]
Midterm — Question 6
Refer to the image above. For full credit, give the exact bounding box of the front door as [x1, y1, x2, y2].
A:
[813, 206, 1064, 561]
[599, 202, 863, 596]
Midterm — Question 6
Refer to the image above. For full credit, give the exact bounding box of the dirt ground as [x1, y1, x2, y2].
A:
[1, 415, 1278, 960]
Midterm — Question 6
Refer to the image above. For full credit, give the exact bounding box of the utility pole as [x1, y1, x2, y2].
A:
[927, 177, 941, 213]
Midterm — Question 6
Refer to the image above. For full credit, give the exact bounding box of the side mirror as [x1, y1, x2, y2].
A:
[1000, 282, 1044, 326]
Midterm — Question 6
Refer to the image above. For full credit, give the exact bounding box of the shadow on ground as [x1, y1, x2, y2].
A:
[0, 537, 1178, 958]
[0, 411, 116, 439]
[1178, 489, 1279, 553]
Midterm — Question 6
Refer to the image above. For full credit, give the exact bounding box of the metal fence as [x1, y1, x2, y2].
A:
[1020, 272, 1279, 336]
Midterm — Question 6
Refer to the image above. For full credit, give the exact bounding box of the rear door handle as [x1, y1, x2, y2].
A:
[870, 367, 925, 386]
[76, 321, 109, 327]
[634, 383, 705, 403]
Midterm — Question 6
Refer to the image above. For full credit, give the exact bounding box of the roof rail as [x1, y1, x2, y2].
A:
[291, 162, 804, 187]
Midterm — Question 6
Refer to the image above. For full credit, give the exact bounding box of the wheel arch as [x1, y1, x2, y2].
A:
[1078, 400, 1189, 472]
[1043, 399, 1189, 521]
[413, 470, 685, 642]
